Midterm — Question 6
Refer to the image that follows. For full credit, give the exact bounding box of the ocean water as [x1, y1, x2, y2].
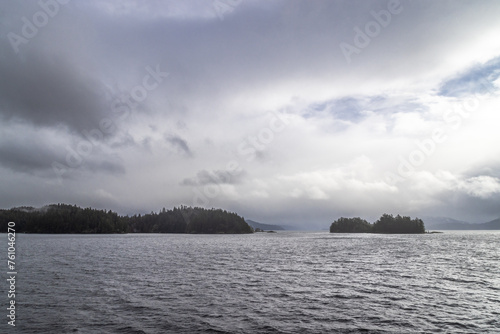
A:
[3, 231, 500, 333]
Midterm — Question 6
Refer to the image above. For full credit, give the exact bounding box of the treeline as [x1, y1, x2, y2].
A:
[0, 204, 126, 233]
[0, 204, 253, 234]
[330, 214, 425, 234]
[125, 206, 253, 234]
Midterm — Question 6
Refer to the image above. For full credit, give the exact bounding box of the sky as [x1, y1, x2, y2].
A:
[1, 0, 500, 228]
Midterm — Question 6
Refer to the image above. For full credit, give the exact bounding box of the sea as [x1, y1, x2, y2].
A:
[2, 231, 499, 333]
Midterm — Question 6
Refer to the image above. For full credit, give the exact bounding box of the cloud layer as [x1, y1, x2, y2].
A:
[1, 0, 500, 227]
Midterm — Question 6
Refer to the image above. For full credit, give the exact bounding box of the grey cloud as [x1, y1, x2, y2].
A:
[1, 0, 500, 226]
[181, 169, 246, 186]
[0, 142, 126, 179]
[428, 190, 500, 224]
[464, 163, 500, 179]
[109, 133, 136, 149]
[0, 122, 126, 178]
[0, 52, 112, 134]
[0, 137, 62, 175]
[85, 158, 126, 175]
[165, 134, 192, 157]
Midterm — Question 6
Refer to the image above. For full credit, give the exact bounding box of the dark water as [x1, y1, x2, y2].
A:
[3, 231, 500, 333]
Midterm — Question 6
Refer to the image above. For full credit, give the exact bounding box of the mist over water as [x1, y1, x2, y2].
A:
[6, 231, 500, 333]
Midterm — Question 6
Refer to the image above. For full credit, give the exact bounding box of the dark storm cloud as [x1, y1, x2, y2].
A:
[0, 136, 125, 178]
[0, 130, 126, 178]
[0, 136, 62, 174]
[0, 51, 111, 133]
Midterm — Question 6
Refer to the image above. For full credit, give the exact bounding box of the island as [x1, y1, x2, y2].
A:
[0, 204, 253, 234]
[330, 214, 425, 234]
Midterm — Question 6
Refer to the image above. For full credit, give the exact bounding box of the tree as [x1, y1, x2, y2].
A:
[330, 214, 426, 234]
[373, 214, 425, 234]
[330, 217, 372, 233]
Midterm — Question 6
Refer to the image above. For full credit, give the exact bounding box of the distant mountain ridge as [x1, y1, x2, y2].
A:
[482, 218, 500, 229]
[245, 219, 285, 231]
[424, 216, 500, 230]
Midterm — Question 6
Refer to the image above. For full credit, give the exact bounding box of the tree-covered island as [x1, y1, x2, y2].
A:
[330, 214, 425, 234]
[0, 204, 253, 234]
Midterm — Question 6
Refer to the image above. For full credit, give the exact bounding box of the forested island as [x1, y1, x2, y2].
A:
[0, 204, 253, 234]
[330, 214, 425, 234]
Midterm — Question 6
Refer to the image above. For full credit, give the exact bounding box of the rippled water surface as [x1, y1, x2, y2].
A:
[4, 231, 500, 333]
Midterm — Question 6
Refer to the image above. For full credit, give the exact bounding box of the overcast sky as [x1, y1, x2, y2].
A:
[1, 0, 500, 228]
